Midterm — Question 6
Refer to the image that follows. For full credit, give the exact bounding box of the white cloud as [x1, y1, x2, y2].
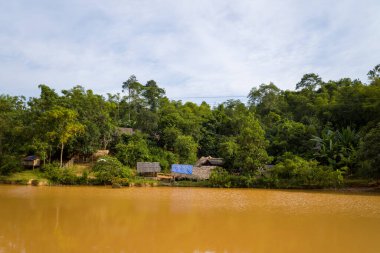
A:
[0, 0, 379, 104]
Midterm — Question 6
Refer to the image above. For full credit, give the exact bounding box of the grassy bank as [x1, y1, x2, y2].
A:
[1, 156, 378, 190]
[0, 169, 159, 187]
[1, 169, 379, 193]
[0, 170, 49, 185]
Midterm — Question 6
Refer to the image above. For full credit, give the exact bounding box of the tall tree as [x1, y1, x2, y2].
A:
[296, 73, 323, 90]
[358, 123, 380, 180]
[218, 112, 270, 174]
[61, 86, 115, 154]
[367, 64, 380, 83]
[42, 106, 84, 167]
[122, 75, 144, 126]
[141, 80, 165, 111]
[248, 82, 284, 115]
[174, 135, 198, 164]
[235, 115, 270, 174]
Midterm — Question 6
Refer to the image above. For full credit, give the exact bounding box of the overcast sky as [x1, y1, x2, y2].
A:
[0, 0, 379, 104]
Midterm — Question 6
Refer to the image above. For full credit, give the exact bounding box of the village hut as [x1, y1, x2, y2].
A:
[171, 164, 197, 180]
[22, 156, 40, 169]
[137, 162, 161, 177]
[192, 156, 225, 180]
[195, 156, 224, 167]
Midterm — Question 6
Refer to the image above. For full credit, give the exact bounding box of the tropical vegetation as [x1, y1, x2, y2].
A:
[1, 65, 380, 188]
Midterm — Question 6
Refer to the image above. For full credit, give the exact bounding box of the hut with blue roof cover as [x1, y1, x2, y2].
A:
[22, 155, 40, 169]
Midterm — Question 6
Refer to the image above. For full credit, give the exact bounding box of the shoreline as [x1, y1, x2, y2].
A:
[1, 178, 379, 194]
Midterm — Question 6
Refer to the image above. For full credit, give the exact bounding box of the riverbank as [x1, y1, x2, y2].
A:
[0, 170, 158, 187]
[1, 170, 379, 193]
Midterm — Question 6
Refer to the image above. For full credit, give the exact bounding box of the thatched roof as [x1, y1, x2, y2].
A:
[93, 150, 109, 158]
[195, 156, 224, 167]
[193, 166, 217, 180]
[117, 127, 134, 135]
[137, 162, 161, 173]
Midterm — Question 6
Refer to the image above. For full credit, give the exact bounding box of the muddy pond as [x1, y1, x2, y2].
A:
[0, 185, 379, 253]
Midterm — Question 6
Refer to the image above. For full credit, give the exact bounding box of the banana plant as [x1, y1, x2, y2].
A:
[311, 127, 359, 173]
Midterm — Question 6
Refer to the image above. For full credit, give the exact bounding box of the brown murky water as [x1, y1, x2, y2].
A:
[0, 185, 379, 253]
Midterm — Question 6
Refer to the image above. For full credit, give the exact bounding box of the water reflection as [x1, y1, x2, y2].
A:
[0, 186, 379, 253]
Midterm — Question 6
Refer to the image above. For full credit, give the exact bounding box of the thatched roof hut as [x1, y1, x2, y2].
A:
[137, 162, 161, 176]
[171, 164, 195, 180]
[170, 157, 224, 180]
[195, 156, 224, 167]
[172, 166, 217, 180]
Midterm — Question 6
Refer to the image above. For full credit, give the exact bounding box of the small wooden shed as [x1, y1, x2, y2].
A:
[22, 156, 40, 168]
[137, 162, 161, 177]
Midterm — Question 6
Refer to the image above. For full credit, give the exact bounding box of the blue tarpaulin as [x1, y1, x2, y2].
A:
[171, 164, 193, 174]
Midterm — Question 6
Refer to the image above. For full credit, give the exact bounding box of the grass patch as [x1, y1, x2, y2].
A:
[71, 164, 92, 176]
[0, 170, 48, 185]
[130, 177, 158, 186]
[344, 178, 377, 187]
[172, 180, 210, 187]
[5, 170, 44, 180]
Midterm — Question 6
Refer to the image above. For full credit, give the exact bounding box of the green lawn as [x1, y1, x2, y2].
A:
[0, 170, 48, 184]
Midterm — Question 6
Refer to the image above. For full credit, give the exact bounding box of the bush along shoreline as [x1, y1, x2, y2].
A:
[2, 155, 377, 191]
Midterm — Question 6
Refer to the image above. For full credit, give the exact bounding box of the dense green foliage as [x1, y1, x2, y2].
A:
[1, 65, 380, 187]
[92, 156, 133, 184]
[271, 155, 343, 188]
[43, 163, 81, 185]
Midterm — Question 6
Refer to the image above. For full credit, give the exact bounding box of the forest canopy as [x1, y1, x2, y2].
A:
[1, 64, 380, 185]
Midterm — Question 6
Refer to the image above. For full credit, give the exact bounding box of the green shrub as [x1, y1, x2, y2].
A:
[92, 156, 133, 184]
[115, 134, 151, 167]
[78, 170, 89, 185]
[254, 176, 279, 188]
[271, 156, 343, 188]
[43, 162, 79, 185]
[0, 155, 22, 175]
[149, 147, 179, 172]
[358, 123, 380, 179]
[209, 168, 230, 187]
[209, 168, 254, 188]
[111, 177, 130, 186]
[60, 169, 78, 185]
[174, 135, 198, 164]
[43, 163, 62, 182]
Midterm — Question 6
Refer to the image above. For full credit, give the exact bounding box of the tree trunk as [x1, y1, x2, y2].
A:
[49, 146, 52, 164]
[60, 142, 64, 168]
[128, 87, 131, 124]
[103, 136, 107, 150]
